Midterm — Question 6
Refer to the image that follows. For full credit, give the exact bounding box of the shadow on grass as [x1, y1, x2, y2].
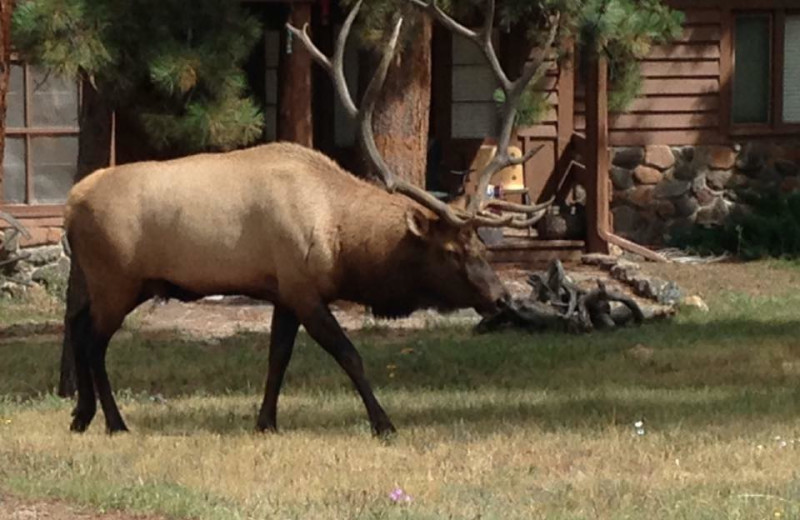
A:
[122, 383, 800, 437]
[3, 315, 800, 435]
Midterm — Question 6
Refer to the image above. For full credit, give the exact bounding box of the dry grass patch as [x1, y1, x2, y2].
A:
[1, 261, 800, 518]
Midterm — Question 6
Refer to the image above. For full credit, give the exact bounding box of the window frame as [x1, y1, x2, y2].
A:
[724, 8, 800, 137]
[1, 55, 80, 217]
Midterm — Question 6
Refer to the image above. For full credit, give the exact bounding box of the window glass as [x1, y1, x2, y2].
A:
[6, 65, 25, 128]
[451, 33, 498, 139]
[2, 137, 26, 203]
[31, 136, 78, 203]
[733, 15, 771, 124]
[30, 67, 79, 127]
[783, 15, 800, 123]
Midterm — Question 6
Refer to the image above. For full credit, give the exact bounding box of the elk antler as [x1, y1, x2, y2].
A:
[288, 0, 557, 228]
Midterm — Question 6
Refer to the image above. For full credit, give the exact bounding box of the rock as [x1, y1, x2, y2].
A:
[695, 187, 717, 206]
[644, 145, 675, 170]
[674, 146, 694, 163]
[691, 172, 708, 194]
[654, 200, 676, 218]
[634, 165, 664, 185]
[681, 295, 709, 312]
[657, 281, 683, 305]
[610, 166, 635, 190]
[705, 145, 737, 170]
[582, 253, 619, 268]
[673, 195, 699, 218]
[706, 169, 733, 190]
[736, 143, 767, 173]
[31, 257, 70, 285]
[0, 281, 27, 299]
[775, 159, 799, 177]
[695, 197, 730, 226]
[726, 172, 750, 189]
[610, 260, 641, 283]
[616, 185, 654, 208]
[612, 206, 643, 236]
[24, 245, 63, 267]
[612, 147, 645, 169]
[654, 179, 691, 199]
[673, 160, 701, 181]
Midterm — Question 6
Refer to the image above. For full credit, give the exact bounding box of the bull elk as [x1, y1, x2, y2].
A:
[62, 0, 557, 436]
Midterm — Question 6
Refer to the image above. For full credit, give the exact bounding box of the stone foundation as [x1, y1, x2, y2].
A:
[0, 238, 70, 298]
[610, 141, 800, 245]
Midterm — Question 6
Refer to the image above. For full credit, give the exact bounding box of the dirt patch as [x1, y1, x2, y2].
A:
[127, 264, 668, 340]
[0, 493, 164, 520]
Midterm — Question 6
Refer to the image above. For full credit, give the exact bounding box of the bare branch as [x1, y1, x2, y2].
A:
[0, 210, 31, 240]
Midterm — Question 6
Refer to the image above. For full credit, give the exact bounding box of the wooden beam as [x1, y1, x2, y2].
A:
[279, 2, 313, 147]
[556, 39, 574, 157]
[584, 55, 610, 254]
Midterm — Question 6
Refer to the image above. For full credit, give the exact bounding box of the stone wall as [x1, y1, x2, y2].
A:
[610, 141, 800, 245]
[0, 235, 70, 298]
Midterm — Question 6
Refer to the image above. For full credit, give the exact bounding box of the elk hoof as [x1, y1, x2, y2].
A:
[106, 423, 129, 435]
[70, 416, 91, 433]
[70, 406, 95, 433]
[373, 420, 397, 439]
[255, 420, 278, 434]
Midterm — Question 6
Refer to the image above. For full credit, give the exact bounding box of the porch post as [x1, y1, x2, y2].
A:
[584, 55, 610, 254]
[279, 2, 313, 147]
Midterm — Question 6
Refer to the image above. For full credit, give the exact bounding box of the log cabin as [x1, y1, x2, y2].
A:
[1, 0, 799, 261]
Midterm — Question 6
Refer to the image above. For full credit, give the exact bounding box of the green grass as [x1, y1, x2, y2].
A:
[2, 265, 800, 518]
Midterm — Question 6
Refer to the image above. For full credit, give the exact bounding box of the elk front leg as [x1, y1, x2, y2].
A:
[301, 303, 396, 437]
[256, 304, 300, 432]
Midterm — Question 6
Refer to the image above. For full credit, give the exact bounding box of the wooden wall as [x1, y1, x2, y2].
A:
[574, 7, 725, 146]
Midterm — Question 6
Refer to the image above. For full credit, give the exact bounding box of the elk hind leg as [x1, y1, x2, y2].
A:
[300, 303, 395, 436]
[68, 303, 97, 432]
[88, 286, 140, 434]
[256, 304, 300, 432]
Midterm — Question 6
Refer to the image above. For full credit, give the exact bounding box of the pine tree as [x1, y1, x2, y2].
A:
[12, 0, 264, 155]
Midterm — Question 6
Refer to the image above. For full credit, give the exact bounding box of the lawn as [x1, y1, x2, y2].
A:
[1, 261, 800, 519]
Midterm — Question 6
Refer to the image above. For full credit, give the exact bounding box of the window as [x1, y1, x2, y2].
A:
[731, 11, 800, 131]
[451, 33, 499, 139]
[2, 61, 79, 205]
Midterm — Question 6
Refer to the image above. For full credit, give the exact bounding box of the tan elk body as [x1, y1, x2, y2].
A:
[64, 142, 508, 435]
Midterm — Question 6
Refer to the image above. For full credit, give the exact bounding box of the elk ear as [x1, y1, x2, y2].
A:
[405, 208, 430, 239]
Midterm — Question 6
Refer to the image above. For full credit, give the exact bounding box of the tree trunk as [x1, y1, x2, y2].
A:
[58, 78, 113, 397]
[369, 16, 432, 188]
[279, 3, 313, 147]
[0, 0, 14, 201]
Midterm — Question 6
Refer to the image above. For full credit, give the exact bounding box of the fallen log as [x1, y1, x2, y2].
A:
[478, 260, 645, 334]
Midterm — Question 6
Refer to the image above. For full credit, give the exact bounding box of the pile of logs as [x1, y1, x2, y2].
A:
[479, 260, 645, 334]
